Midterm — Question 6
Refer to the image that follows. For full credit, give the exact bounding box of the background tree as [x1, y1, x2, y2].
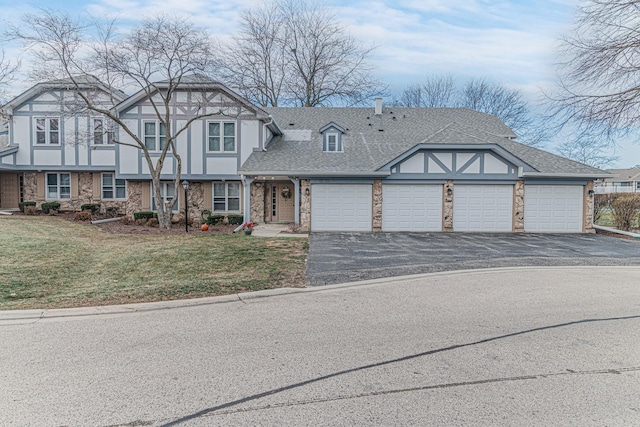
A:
[549, 0, 640, 142]
[398, 75, 547, 146]
[556, 135, 619, 168]
[218, 0, 385, 107]
[9, 11, 231, 229]
[0, 49, 19, 107]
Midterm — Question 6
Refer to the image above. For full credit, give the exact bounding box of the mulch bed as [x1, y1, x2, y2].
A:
[12, 211, 238, 235]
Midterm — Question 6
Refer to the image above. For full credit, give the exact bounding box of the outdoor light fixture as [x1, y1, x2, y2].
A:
[447, 188, 453, 196]
[588, 189, 595, 196]
[182, 180, 189, 233]
[305, 188, 310, 196]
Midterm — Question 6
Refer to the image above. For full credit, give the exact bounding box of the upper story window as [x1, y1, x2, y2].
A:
[35, 118, 60, 145]
[208, 121, 236, 152]
[46, 173, 70, 200]
[101, 173, 126, 199]
[144, 121, 166, 152]
[319, 122, 345, 153]
[93, 118, 114, 145]
[325, 133, 341, 152]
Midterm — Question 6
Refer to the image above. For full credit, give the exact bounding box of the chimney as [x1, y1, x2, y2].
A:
[374, 97, 383, 115]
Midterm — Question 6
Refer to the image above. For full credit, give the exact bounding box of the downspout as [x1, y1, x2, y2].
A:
[242, 175, 254, 223]
[290, 177, 300, 225]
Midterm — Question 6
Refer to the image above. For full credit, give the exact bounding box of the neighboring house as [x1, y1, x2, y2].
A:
[594, 168, 640, 194]
[0, 78, 611, 233]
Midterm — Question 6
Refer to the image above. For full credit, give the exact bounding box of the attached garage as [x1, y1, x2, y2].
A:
[311, 184, 372, 231]
[524, 185, 583, 232]
[382, 184, 442, 231]
[453, 185, 513, 231]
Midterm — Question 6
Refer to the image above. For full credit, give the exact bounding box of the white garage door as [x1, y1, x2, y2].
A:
[453, 185, 513, 231]
[382, 184, 442, 231]
[524, 185, 583, 232]
[311, 184, 372, 231]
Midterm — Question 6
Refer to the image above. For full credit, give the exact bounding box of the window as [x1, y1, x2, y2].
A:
[35, 118, 60, 145]
[323, 132, 342, 152]
[213, 182, 241, 212]
[208, 121, 236, 152]
[151, 182, 178, 211]
[101, 173, 126, 199]
[144, 121, 166, 152]
[93, 118, 114, 145]
[46, 173, 71, 199]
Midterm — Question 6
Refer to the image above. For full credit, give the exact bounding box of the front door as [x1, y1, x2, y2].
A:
[0, 174, 20, 209]
[271, 183, 295, 222]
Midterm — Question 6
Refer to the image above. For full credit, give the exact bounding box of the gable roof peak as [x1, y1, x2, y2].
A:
[319, 121, 346, 133]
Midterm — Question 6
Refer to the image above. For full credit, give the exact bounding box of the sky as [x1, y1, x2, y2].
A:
[0, 0, 638, 168]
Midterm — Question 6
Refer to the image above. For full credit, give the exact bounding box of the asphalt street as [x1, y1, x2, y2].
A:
[2, 266, 640, 426]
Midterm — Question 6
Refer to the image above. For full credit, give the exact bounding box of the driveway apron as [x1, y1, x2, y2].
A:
[306, 232, 640, 285]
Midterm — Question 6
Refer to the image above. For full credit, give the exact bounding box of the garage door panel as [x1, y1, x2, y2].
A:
[454, 185, 513, 231]
[311, 184, 372, 231]
[382, 184, 442, 231]
[525, 185, 583, 232]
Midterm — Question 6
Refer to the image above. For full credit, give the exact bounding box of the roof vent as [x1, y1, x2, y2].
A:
[374, 97, 382, 115]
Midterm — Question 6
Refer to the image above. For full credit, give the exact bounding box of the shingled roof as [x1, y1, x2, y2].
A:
[240, 106, 609, 178]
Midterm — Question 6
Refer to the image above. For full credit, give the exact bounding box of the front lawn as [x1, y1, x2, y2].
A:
[0, 216, 308, 310]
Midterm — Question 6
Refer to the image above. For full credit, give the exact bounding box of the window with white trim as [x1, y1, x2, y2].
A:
[101, 173, 126, 199]
[151, 182, 178, 211]
[144, 121, 166, 152]
[46, 173, 71, 199]
[213, 182, 241, 212]
[35, 118, 60, 145]
[323, 132, 342, 152]
[93, 118, 114, 145]
[207, 121, 236, 152]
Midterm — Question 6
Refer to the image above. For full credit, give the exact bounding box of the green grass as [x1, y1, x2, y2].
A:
[0, 216, 308, 310]
[595, 211, 615, 227]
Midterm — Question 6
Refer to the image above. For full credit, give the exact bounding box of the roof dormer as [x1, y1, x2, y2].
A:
[319, 122, 345, 153]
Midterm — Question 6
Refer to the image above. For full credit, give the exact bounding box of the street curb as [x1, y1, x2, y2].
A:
[3, 265, 640, 323]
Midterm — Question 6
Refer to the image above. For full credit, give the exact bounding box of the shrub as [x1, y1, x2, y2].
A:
[133, 211, 157, 221]
[105, 207, 119, 218]
[593, 194, 615, 224]
[74, 211, 93, 222]
[146, 218, 159, 227]
[24, 205, 37, 215]
[18, 201, 36, 212]
[119, 215, 133, 225]
[611, 194, 640, 231]
[206, 214, 225, 225]
[81, 203, 101, 215]
[41, 202, 61, 214]
[227, 214, 244, 225]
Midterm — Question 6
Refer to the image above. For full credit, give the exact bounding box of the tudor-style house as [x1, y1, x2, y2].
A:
[0, 77, 611, 233]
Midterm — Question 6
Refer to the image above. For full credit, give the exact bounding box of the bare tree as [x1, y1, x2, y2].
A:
[9, 11, 230, 229]
[0, 49, 19, 104]
[219, 0, 385, 107]
[556, 135, 619, 168]
[548, 0, 640, 141]
[399, 76, 455, 108]
[218, 3, 287, 107]
[398, 76, 547, 146]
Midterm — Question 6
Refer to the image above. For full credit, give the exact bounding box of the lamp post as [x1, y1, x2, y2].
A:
[182, 180, 189, 233]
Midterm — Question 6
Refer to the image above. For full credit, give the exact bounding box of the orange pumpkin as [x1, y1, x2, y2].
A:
[201, 224, 209, 231]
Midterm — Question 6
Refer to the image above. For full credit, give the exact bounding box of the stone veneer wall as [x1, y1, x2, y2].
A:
[23, 172, 37, 203]
[584, 181, 595, 233]
[443, 180, 454, 231]
[513, 180, 525, 232]
[250, 181, 266, 224]
[372, 179, 382, 232]
[22, 171, 127, 213]
[125, 181, 145, 215]
[300, 179, 311, 231]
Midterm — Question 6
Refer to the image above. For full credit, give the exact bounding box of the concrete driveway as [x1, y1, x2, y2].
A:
[307, 232, 640, 285]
